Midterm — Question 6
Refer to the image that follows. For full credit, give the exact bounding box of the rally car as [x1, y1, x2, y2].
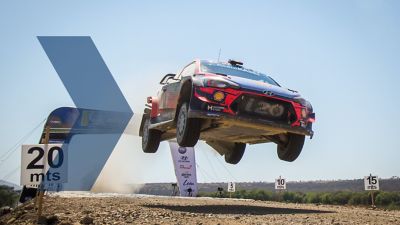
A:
[140, 59, 315, 164]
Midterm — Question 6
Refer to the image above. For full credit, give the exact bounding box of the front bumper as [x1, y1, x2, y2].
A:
[190, 85, 314, 137]
[188, 109, 314, 137]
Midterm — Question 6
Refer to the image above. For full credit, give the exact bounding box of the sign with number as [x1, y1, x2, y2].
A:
[227, 182, 235, 192]
[21, 144, 67, 186]
[275, 176, 286, 190]
[364, 174, 379, 191]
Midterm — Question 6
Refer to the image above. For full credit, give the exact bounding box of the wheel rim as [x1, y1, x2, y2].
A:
[177, 106, 187, 137]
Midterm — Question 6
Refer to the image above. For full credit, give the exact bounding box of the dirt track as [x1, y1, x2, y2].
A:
[1, 192, 400, 225]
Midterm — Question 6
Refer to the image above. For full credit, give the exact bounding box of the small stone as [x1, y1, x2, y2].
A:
[46, 215, 59, 225]
[0, 206, 12, 216]
[38, 216, 47, 224]
[7, 218, 16, 224]
[80, 216, 94, 224]
[25, 205, 34, 210]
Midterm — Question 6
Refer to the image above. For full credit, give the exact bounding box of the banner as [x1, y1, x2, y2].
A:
[169, 141, 198, 197]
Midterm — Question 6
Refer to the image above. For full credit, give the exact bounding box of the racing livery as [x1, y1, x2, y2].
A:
[140, 59, 315, 164]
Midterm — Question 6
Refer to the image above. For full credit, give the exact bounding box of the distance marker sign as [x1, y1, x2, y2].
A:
[21, 144, 67, 186]
[227, 182, 235, 192]
[364, 174, 379, 191]
[275, 176, 286, 190]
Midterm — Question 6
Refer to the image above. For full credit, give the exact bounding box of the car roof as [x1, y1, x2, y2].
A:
[199, 59, 264, 76]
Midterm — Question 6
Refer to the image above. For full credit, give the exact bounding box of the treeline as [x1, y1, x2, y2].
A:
[198, 189, 400, 210]
[198, 178, 400, 193]
[0, 185, 19, 208]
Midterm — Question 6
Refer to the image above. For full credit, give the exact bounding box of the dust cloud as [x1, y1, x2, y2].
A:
[91, 113, 145, 194]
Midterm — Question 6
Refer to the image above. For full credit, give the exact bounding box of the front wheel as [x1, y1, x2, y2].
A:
[176, 102, 201, 147]
[277, 133, 305, 162]
[224, 143, 246, 164]
[142, 116, 162, 153]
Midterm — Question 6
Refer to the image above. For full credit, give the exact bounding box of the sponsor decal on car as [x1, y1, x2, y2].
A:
[207, 105, 225, 112]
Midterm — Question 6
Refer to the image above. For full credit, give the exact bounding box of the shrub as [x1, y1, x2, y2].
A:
[348, 192, 369, 205]
[0, 185, 18, 207]
[198, 189, 400, 210]
[376, 192, 400, 206]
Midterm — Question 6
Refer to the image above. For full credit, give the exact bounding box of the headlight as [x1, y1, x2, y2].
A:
[293, 97, 307, 106]
[203, 78, 240, 89]
[294, 97, 312, 110]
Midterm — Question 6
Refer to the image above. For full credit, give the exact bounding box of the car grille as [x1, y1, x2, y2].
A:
[230, 94, 297, 124]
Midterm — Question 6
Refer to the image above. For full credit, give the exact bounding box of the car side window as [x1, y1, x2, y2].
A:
[176, 62, 196, 80]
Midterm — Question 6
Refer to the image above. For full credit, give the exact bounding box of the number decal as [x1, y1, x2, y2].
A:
[27, 147, 45, 169]
[367, 176, 377, 185]
[26, 146, 64, 169]
[48, 146, 64, 168]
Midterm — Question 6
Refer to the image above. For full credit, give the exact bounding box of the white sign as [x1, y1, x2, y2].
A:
[169, 141, 198, 197]
[227, 182, 235, 192]
[275, 176, 286, 190]
[21, 144, 67, 187]
[364, 174, 379, 191]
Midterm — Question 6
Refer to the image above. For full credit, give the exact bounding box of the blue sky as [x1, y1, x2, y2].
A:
[1, 1, 399, 186]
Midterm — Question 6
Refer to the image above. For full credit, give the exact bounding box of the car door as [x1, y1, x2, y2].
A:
[159, 62, 196, 121]
[159, 79, 180, 121]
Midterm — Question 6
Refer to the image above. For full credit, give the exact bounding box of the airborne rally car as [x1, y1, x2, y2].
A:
[140, 59, 315, 164]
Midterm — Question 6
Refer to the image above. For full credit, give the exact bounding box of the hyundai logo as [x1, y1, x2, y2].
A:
[264, 90, 274, 96]
[178, 147, 187, 154]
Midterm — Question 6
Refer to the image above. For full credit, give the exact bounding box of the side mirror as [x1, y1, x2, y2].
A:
[159, 73, 177, 85]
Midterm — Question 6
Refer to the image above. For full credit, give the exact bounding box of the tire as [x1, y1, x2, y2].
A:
[176, 102, 201, 147]
[277, 133, 305, 162]
[142, 116, 162, 153]
[224, 143, 246, 164]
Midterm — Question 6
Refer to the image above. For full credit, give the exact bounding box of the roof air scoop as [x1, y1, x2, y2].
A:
[228, 59, 243, 67]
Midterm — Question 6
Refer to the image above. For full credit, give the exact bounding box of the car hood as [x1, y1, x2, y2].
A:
[227, 75, 301, 99]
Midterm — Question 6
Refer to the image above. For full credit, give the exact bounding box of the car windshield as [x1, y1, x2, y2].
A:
[200, 61, 279, 86]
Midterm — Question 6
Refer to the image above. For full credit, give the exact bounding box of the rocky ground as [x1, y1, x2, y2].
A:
[1, 192, 400, 225]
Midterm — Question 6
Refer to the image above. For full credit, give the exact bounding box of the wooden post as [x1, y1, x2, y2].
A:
[371, 191, 376, 208]
[37, 126, 50, 221]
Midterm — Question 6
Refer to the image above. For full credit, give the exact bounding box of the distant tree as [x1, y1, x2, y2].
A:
[376, 192, 400, 207]
[348, 192, 369, 205]
[305, 192, 321, 203]
[0, 185, 18, 207]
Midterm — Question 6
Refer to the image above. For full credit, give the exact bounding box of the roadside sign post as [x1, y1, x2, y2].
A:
[37, 126, 49, 221]
[227, 182, 235, 198]
[275, 176, 286, 201]
[364, 174, 379, 208]
[21, 126, 68, 222]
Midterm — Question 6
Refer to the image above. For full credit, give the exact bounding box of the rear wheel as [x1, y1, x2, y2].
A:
[142, 116, 162, 153]
[224, 143, 246, 164]
[176, 102, 201, 147]
[277, 133, 305, 162]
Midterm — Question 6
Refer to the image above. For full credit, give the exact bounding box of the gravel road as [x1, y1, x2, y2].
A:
[1, 192, 399, 224]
